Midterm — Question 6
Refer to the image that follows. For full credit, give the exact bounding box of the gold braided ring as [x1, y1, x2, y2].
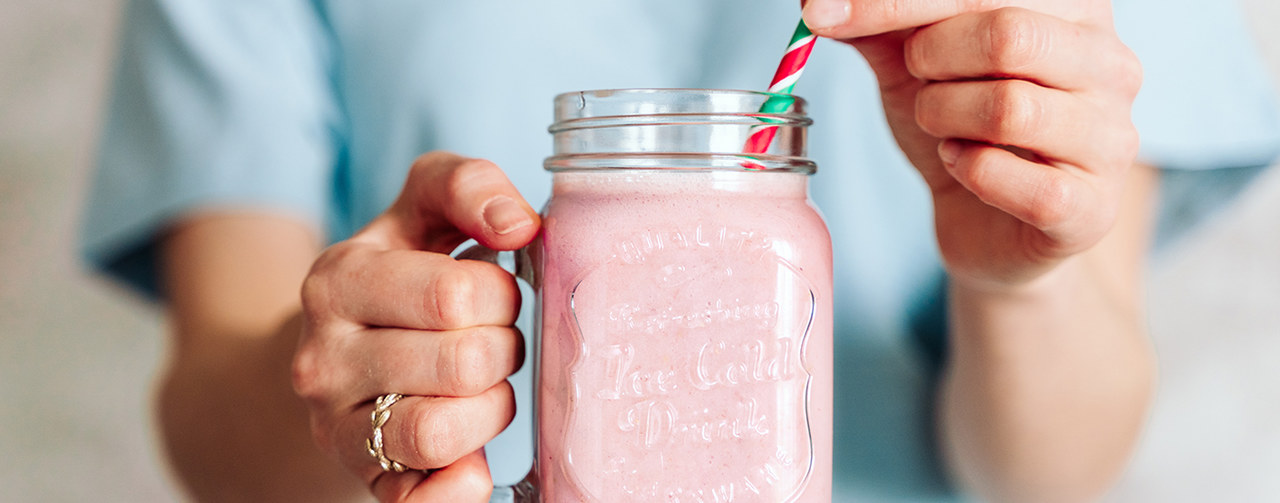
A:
[365, 393, 407, 472]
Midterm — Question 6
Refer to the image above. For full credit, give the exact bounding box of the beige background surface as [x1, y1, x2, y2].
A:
[1, 1, 1277, 501]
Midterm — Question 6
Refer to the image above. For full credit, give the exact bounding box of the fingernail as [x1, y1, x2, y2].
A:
[938, 140, 962, 167]
[802, 0, 850, 30]
[483, 196, 532, 235]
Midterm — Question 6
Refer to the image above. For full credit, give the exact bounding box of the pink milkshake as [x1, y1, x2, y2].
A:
[534, 169, 832, 502]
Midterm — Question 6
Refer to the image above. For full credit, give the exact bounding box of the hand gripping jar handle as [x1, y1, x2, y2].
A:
[454, 243, 540, 503]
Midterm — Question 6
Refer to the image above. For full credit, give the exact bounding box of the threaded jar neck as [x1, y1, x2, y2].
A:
[546, 89, 815, 173]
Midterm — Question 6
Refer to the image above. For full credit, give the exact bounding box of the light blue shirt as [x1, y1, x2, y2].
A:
[83, 1, 1280, 501]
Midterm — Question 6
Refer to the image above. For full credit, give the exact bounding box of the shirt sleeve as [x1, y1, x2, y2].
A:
[80, 0, 339, 299]
[1114, 0, 1280, 247]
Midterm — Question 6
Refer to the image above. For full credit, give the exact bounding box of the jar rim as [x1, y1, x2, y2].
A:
[547, 88, 814, 174]
[550, 88, 811, 133]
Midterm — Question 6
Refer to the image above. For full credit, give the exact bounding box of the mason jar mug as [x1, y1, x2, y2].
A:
[494, 89, 833, 503]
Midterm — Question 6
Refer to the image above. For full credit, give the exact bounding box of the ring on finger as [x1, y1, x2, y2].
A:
[366, 393, 408, 472]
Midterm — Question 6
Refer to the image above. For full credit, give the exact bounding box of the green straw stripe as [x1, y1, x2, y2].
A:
[758, 94, 797, 119]
[756, 21, 814, 118]
[788, 21, 814, 47]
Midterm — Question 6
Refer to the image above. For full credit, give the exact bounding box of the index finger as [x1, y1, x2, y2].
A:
[800, 0, 1079, 39]
[903, 8, 1141, 96]
[359, 152, 540, 255]
[304, 244, 520, 330]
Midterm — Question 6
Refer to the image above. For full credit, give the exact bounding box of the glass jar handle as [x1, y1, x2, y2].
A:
[454, 242, 539, 291]
[489, 476, 538, 503]
[454, 243, 541, 502]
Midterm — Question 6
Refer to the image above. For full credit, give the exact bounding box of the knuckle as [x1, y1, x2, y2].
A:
[1028, 177, 1077, 230]
[445, 158, 501, 195]
[1115, 46, 1145, 98]
[403, 153, 447, 199]
[456, 157, 501, 177]
[290, 348, 324, 400]
[427, 267, 477, 328]
[411, 402, 462, 467]
[955, 148, 992, 189]
[988, 80, 1042, 144]
[1111, 123, 1142, 168]
[849, 1, 902, 32]
[300, 242, 360, 318]
[290, 334, 346, 410]
[409, 151, 453, 178]
[507, 327, 527, 375]
[914, 84, 944, 135]
[973, 0, 1006, 12]
[453, 462, 494, 499]
[902, 33, 931, 78]
[442, 329, 494, 396]
[298, 272, 333, 319]
[985, 7, 1047, 74]
[1094, 119, 1141, 172]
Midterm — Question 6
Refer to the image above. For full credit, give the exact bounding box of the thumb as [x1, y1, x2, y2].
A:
[373, 151, 540, 253]
[794, 1, 917, 96]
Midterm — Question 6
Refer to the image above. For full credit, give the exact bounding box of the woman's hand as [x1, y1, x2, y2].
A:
[292, 152, 539, 502]
[803, 0, 1142, 290]
[805, 2, 1156, 501]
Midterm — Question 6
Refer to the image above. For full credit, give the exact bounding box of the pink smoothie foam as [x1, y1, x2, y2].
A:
[534, 170, 833, 502]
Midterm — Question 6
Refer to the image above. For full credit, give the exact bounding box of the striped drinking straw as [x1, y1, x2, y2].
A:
[742, 20, 817, 169]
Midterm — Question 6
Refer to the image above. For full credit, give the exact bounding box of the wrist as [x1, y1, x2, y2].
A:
[948, 255, 1083, 302]
[947, 253, 1146, 355]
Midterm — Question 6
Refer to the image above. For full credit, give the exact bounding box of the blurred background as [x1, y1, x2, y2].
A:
[1, 1, 1277, 501]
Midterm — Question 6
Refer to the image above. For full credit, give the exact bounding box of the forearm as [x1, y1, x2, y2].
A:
[939, 164, 1160, 502]
[158, 213, 365, 502]
[157, 315, 366, 503]
[940, 259, 1155, 502]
